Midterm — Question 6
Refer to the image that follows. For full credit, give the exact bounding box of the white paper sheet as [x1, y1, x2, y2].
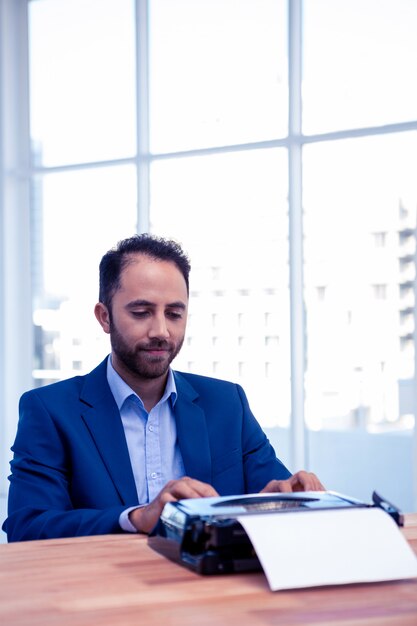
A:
[237, 507, 417, 591]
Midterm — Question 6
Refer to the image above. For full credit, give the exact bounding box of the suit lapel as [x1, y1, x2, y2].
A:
[79, 359, 138, 506]
[173, 372, 212, 485]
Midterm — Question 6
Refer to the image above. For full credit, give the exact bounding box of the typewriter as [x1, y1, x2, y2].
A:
[148, 491, 403, 575]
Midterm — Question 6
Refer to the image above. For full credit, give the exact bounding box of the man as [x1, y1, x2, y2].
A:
[3, 234, 323, 542]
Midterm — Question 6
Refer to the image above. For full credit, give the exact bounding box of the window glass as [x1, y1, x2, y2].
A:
[150, 149, 290, 427]
[303, 133, 417, 433]
[32, 165, 137, 385]
[29, 0, 136, 166]
[18, 0, 416, 511]
[303, 0, 417, 134]
[149, 0, 288, 152]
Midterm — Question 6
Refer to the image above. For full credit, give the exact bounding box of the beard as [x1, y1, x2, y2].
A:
[109, 321, 184, 380]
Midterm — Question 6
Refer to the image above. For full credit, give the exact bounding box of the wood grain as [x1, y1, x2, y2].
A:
[0, 514, 416, 626]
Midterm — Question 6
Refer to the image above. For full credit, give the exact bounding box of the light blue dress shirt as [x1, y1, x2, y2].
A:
[106, 356, 185, 531]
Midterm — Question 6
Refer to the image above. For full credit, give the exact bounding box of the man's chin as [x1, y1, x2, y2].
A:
[113, 346, 179, 380]
[132, 356, 172, 379]
[136, 366, 170, 380]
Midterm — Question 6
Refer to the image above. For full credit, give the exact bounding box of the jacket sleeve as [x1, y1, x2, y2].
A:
[3, 391, 128, 542]
[238, 385, 292, 492]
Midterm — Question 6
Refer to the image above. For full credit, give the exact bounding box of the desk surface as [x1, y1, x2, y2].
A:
[0, 514, 416, 626]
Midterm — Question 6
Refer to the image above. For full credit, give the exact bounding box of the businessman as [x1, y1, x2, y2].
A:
[4, 234, 324, 542]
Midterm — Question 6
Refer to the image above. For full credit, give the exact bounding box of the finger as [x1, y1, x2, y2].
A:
[290, 471, 325, 491]
[301, 471, 325, 490]
[260, 479, 292, 493]
[181, 476, 220, 497]
[259, 479, 278, 493]
[129, 501, 163, 534]
[164, 477, 219, 501]
[130, 479, 217, 534]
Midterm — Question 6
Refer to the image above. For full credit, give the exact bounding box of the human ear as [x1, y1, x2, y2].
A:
[94, 302, 111, 334]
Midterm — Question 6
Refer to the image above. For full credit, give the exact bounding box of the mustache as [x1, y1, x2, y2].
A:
[137, 340, 173, 350]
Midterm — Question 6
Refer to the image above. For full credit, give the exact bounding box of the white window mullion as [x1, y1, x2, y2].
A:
[288, 0, 306, 471]
[0, 0, 33, 494]
[135, 0, 150, 234]
[413, 231, 417, 508]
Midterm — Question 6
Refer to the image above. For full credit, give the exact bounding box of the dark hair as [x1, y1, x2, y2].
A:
[99, 234, 191, 308]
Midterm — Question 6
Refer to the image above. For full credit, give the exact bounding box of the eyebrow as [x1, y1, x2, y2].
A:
[125, 299, 187, 310]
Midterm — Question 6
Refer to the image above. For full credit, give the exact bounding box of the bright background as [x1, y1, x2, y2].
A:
[1, 0, 417, 540]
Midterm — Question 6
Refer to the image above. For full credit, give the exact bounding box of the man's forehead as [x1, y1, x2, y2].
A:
[118, 254, 188, 293]
[122, 253, 180, 273]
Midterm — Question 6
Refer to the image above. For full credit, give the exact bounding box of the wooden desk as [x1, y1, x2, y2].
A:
[0, 514, 416, 626]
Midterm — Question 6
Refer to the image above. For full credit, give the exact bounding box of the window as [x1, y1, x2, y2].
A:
[29, 0, 136, 166]
[1, 0, 416, 512]
[149, 0, 288, 152]
[302, 0, 417, 133]
[304, 133, 417, 432]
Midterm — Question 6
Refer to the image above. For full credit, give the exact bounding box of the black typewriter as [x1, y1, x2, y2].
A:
[147, 491, 403, 575]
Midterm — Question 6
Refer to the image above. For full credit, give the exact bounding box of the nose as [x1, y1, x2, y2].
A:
[148, 313, 170, 339]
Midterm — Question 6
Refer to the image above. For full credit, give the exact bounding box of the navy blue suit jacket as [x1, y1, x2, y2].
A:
[3, 358, 291, 542]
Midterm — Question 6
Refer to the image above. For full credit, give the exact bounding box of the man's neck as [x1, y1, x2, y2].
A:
[111, 358, 168, 412]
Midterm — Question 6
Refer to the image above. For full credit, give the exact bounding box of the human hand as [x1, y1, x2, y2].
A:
[260, 470, 325, 494]
[129, 476, 219, 534]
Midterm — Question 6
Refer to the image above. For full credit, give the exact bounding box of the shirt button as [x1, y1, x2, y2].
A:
[150, 472, 157, 479]
[148, 425, 154, 432]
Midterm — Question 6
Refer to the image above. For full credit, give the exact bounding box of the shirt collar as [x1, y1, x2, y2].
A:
[106, 355, 177, 411]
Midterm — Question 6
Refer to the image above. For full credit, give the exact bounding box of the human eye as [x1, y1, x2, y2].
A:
[131, 310, 149, 318]
[166, 309, 183, 320]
